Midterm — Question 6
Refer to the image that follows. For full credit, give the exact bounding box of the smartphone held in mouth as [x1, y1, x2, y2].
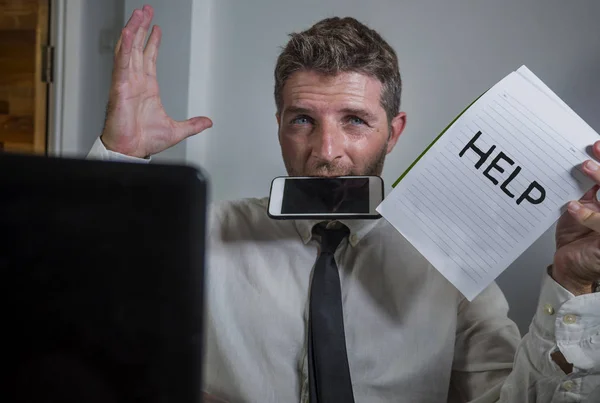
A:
[267, 176, 384, 220]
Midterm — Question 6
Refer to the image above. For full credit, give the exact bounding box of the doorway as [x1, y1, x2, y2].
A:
[0, 0, 50, 154]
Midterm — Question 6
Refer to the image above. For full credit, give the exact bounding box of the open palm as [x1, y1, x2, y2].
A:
[101, 5, 212, 158]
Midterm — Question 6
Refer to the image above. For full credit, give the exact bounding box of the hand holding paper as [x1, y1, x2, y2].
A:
[376, 66, 599, 300]
[554, 152, 600, 296]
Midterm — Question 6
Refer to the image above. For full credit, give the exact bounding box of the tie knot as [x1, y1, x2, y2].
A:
[313, 223, 349, 254]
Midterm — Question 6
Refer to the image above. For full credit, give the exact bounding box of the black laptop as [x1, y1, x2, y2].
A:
[0, 153, 208, 403]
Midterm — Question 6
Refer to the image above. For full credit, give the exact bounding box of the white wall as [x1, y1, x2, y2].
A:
[187, 0, 600, 333]
[185, 0, 214, 166]
[59, 0, 124, 157]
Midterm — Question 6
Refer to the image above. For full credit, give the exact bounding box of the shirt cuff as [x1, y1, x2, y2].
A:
[533, 269, 600, 370]
[87, 137, 151, 163]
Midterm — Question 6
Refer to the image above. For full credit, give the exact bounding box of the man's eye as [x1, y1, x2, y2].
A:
[291, 115, 312, 125]
[348, 116, 366, 125]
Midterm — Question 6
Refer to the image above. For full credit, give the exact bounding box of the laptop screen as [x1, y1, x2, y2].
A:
[0, 154, 207, 403]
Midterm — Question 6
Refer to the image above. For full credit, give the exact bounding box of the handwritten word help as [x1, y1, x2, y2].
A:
[459, 131, 546, 206]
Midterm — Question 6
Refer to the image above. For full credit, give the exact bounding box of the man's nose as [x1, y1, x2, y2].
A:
[311, 122, 344, 162]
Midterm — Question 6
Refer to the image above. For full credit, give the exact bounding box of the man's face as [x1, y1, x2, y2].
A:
[277, 70, 406, 177]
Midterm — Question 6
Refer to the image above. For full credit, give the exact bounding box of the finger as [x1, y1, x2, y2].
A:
[143, 25, 161, 77]
[132, 5, 154, 72]
[593, 141, 600, 160]
[172, 117, 213, 142]
[582, 159, 600, 186]
[113, 10, 143, 82]
[579, 184, 600, 202]
[568, 201, 600, 233]
[115, 7, 143, 59]
[114, 34, 122, 57]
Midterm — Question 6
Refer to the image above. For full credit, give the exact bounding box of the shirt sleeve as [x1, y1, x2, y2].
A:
[447, 281, 520, 403]
[449, 271, 600, 403]
[86, 137, 151, 163]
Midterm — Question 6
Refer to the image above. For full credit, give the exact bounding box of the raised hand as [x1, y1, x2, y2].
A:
[100, 5, 212, 158]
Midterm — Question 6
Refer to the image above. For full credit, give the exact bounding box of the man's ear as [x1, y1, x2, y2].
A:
[386, 112, 407, 154]
[275, 112, 281, 127]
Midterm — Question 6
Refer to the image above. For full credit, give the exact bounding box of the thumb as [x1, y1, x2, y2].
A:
[173, 116, 213, 141]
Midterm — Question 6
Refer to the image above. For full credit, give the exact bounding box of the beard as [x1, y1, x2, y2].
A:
[285, 143, 388, 177]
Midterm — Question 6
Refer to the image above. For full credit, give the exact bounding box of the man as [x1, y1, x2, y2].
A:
[88, 5, 600, 402]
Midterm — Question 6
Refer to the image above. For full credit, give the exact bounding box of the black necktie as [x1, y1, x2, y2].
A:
[308, 224, 355, 403]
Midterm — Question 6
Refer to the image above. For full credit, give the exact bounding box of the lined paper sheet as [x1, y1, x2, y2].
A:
[377, 67, 599, 301]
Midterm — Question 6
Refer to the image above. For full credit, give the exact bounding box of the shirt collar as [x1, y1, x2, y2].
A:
[293, 217, 381, 247]
[257, 196, 381, 246]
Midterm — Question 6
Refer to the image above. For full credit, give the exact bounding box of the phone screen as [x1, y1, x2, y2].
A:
[281, 177, 370, 214]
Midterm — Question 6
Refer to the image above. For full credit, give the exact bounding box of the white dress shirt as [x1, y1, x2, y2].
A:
[88, 138, 600, 402]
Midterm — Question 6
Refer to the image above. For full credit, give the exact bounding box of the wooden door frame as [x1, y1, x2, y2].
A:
[47, 0, 83, 157]
[33, 0, 49, 154]
[47, 0, 71, 156]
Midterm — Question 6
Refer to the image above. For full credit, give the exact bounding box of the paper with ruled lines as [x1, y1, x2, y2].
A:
[377, 66, 599, 301]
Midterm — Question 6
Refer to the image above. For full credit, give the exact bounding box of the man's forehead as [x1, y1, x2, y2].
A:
[282, 70, 384, 112]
